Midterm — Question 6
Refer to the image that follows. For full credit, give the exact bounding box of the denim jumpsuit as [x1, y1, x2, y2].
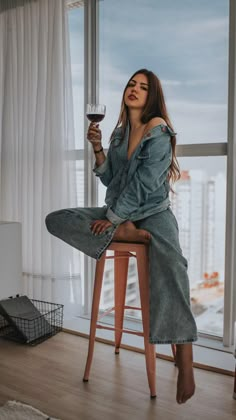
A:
[46, 124, 198, 344]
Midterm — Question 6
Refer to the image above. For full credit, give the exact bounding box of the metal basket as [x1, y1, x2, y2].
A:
[0, 298, 63, 345]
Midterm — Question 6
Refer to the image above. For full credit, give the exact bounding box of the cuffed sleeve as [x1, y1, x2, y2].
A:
[93, 158, 109, 176]
[92, 147, 113, 186]
[106, 207, 126, 225]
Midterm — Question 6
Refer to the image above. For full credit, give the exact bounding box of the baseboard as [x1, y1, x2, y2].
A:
[62, 318, 235, 376]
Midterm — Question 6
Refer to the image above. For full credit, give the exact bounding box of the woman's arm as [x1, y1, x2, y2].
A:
[93, 146, 113, 187]
[87, 122, 113, 186]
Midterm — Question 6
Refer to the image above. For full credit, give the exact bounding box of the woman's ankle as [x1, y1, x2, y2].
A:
[113, 221, 150, 243]
[175, 343, 193, 366]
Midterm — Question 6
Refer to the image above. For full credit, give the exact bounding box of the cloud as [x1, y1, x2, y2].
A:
[99, 64, 128, 89]
[68, 0, 228, 150]
[168, 100, 227, 145]
[162, 79, 217, 87]
[182, 17, 228, 41]
[99, 0, 228, 48]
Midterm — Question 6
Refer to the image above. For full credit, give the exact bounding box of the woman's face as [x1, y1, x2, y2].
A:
[124, 73, 149, 110]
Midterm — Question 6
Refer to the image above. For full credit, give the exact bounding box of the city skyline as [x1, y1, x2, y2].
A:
[171, 169, 226, 287]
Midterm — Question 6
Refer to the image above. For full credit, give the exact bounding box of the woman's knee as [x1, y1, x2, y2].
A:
[45, 210, 62, 234]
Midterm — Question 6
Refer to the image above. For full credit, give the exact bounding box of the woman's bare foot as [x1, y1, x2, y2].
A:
[175, 344, 195, 404]
[113, 221, 151, 243]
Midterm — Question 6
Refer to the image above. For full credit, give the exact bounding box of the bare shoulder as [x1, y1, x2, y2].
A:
[147, 117, 167, 130]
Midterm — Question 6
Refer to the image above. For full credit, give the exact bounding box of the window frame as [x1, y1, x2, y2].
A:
[223, 0, 236, 347]
[69, 0, 236, 348]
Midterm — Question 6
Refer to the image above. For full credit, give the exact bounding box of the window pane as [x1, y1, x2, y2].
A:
[98, 157, 227, 336]
[68, 5, 84, 149]
[99, 0, 229, 146]
[75, 160, 84, 206]
[98, 0, 228, 338]
[171, 157, 226, 337]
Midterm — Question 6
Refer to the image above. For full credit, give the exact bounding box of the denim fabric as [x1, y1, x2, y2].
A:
[93, 124, 173, 225]
[135, 208, 198, 344]
[45, 207, 117, 260]
[45, 123, 198, 344]
[46, 206, 198, 344]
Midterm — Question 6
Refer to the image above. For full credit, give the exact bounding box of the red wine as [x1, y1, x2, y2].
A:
[87, 113, 105, 123]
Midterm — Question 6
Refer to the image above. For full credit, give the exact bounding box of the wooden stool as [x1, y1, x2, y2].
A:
[83, 241, 157, 398]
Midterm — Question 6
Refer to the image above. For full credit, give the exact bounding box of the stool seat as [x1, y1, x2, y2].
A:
[83, 241, 176, 398]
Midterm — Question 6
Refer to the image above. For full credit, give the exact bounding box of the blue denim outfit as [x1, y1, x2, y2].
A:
[97, 124, 172, 224]
[46, 124, 198, 344]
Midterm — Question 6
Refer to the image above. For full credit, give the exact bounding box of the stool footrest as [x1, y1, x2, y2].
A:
[96, 323, 144, 337]
[97, 305, 142, 322]
[105, 251, 136, 260]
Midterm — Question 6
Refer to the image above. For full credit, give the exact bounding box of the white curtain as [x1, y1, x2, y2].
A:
[0, 0, 82, 318]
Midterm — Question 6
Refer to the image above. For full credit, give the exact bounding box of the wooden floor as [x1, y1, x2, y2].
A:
[0, 332, 235, 420]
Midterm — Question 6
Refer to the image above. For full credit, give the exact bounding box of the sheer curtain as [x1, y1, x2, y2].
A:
[0, 0, 82, 318]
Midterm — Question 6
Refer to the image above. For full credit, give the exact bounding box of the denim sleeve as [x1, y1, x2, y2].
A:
[106, 134, 172, 224]
[93, 146, 113, 187]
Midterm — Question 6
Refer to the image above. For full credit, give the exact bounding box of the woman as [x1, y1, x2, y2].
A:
[46, 69, 197, 404]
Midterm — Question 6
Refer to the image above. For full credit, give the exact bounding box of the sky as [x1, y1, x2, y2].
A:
[68, 0, 229, 168]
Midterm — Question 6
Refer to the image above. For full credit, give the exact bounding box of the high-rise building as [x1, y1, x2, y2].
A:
[171, 170, 205, 286]
[171, 169, 226, 287]
[88, 166, 226, 313]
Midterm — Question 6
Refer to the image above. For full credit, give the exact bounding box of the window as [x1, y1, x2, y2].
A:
[99, 0, 229, 339]
[68, 0, 236, 349]
[171, 157, 227, 336]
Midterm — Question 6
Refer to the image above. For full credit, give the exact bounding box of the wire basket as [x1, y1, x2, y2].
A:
[0, 298, 63, 345]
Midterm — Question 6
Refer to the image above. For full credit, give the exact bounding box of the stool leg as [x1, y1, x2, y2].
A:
[83, 252, 106, 382]
[171, 344, 177, 365]
[114, 251, 129, 354]
[136, 247, 157, 398]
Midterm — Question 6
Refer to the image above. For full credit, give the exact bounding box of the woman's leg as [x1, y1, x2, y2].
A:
[45, 207, 117, 259]
[135, 208, 197, 403]
[175, 343, 195, 404]
[45, 208, 151, 259]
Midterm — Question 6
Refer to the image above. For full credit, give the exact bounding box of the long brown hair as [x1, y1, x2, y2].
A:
[111, 68, 180, 184]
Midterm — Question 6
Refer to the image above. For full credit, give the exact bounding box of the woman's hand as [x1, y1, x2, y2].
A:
[87, 122, 102, 148]
[90, 219, 113, 235]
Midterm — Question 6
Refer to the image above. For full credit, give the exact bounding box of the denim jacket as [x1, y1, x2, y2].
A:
[93, 123, 175, 225]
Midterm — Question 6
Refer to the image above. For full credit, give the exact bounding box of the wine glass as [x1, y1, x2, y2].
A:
[86, 104, 106, 123]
